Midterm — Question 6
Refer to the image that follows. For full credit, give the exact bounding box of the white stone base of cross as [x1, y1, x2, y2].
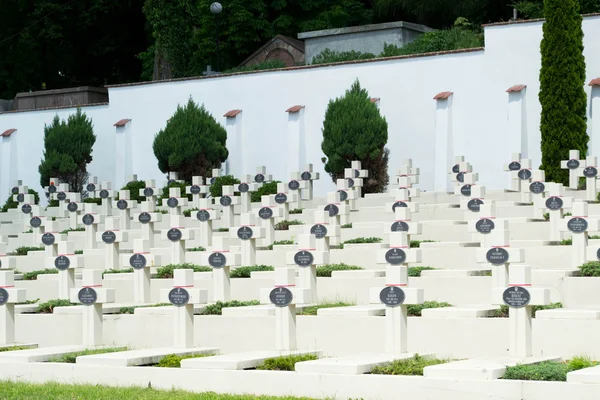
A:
[0, 243, 16, 270]
[285, 234, 329, 304]
[202, 237, 241, 302]
[0, 270, 26, 345]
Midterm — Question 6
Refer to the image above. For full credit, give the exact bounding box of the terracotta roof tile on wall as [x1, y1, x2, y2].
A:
[1, 129, 16, 137]
[113, 119, 131, 127]
[370, 97, 380, 103]
[433, 91, 453, 100]
[223, 109, 242, 118]
[286, 105, 304, 113]
[589, 78, 600, 87]
[506, 84, 527, 93]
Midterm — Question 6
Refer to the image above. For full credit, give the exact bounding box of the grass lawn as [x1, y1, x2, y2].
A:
[0, 381, 320, 399]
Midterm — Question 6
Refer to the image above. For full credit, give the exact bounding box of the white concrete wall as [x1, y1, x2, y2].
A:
[1, 16, 600, 200]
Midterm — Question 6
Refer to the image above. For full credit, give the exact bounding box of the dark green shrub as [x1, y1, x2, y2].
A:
[59, 228, 85, 234]
[503, 361, 569, 381]
[200, 300, 260, 315]
[339, 237, 382, 249]
[160, 181, 192, 202]
[12, 246, 44, 256]
[407, 301, 452, 316]
[36, 299, 77, 314]
[381, 27, 483, 58]
[83, 197, 102, 205]
[23, 269, 58, 281]
[543, 212, 550, 221]
[119, 180, 147, 203]
[75, 250, 83, 255]
[321, 80, 389, 194]
[579, 261, 600, 277]
[251, 181, 280, 202]
[275, 220, 304, 231]
[223, 60, 286, 74]
[153, 98, 228, 182]
[216, 228, 229, 232]
[183, 208, 199, 217]
[154, 353, 210, 368]
[370, 354, 448, 375]
[297, 302, 353, 315]
[410, 240, 436, 248]
[209, 175, 240, 198]
[257, 354, 318, 371]
[539, 0, 587, 184]
[312, 49, 376, 65]
[316, 263, 363, 277]
[560, 238, 572, 246]
[1, 189, 40, 212]
[289, 208, 303, 214]
[341, 223, 352, 229]
[408, 266, 436, 277]
[155, 263, 212, 279]
[230, 265, 274, 278]
[118, 303, 170, 314]
[267, 240, 295, 250]
[186, 246, 206, 252]
[489, 303, 563, 318]
[102, 268, 134, 277]
[531, 302, 562, 317]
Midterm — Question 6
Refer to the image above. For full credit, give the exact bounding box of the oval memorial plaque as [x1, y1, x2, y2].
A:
[41, 232, 55, 246]
[167, 197, 179, 208]
[456, 172, 465, 183]
[460, 185, 472, 197]
[196, 210, 210, 222]
[67, 202, 78, 212]
[190, 185, 201, 195]
[310, 224, 327, 239]
[99, 189, 109, 199]
[30, 216, 42, 228]
[597, 248, 600, 261]
[475, 218, 495, 234]
[167, 228, 183, 241]
[11, 187, 19, 195]
[78, 287, 97, 305]
[102, 231, 116, 244]
[57, 192, 66, 201]
[529, 181, 545, 194]
[129, 254, 147, 269]
[220, 196, 232, 207]
[116, 199, 128, 210]
[168, 288, 190, 306]
[391, 221, 409, 232]
[82, 213, 95, 226]
[237, 226, 254, 241]
[379, 286, 405, 307]
[54, 255, 71, 271]
[288, 180, 300, 190]
[258, 207, 273, 220]
[347, 178, 355, 188]
[508, 161, 521, 171]
[502, 286, 531, 308]
[385, 248, 406, 265]
[584, 166, 598, 178]
[338, 190, 348, 202]
[16, 193, 24, 203]
[0, 288, 8, 306]
[48, 185, 57, 194]
[486, 247, 510, 265]
[238, 183, 249, 193]
[86, 183, 96, 192]
[138, 212, 151, 224]
[467, 198, 483, 212]
[392, 201, 408, 212]
[269, 287, 293, 307]
[294, 251, 314, 267]
[254, 173, 265, 183]
[324, 204, 339, 217]
[518, 169, 532, 180]
[567, 217, 588, 233]
[210, 177, 216, 184]
[168, 179, 176, 186]
[143, 187, 154, 197]
[301, 171, 311, 181]
[545, 196, 563, 210]
[208, 252, 227, 268]
[274, 193, 287, 204]
[354, 169, 360, 179]
[21, 204, 32, 214]
[567, 159, 580, 170]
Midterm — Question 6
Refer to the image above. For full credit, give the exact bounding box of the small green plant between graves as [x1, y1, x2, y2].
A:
[117, 303, 171, 314]
[102, 268, 134, 277]
[47, 347, 127, 363]
[12, 246, 44, 256]
[154, 353, 211, 368]
[75, 250, 83, 254]
[22, 230, 32, 234]
[251, 181, 280, 202]
[407, 266, 436, 277]
[23, 269, 58, 281]
[200, 300, 261, 315]
[339, 237, 382, 249]
[59, 228, 85, 234]
[502, 356, 599, 381]
[183, 207, 199, 217]
[370, 354, 449, 375]
[559, 238, 572, 245]
[488, 303, 563, 318]
[83, 197, 102, 205]
[155, 263, 212, 279]
[1, 189, 40, 212]
[230, 265, 274, 278]
[289, 208, 304, 214]
[410, 240, 436, 248]
[316, 263, 363, 277]
[35, 299, 77, 314]
[543, 213, 550, 221]
[341, 223, 353, 229]
[119, 180, 147, 203]
[257, 354, 319, 371]
[209, 176, 240, 198]
[274, 220, 304, 231]
[579, 261, 600, 277]
[407, 301, 452, 317]
[267, 240, 295, 250]
[297, 302, 354, 315]
[217, 228, 229, 232]
[17, 298, 39, 305]
[186, 246, 206, 252]
[0, 345, 35, 353]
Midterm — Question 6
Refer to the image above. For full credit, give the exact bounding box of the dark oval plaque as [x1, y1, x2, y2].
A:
[189, 185, 201, 195]
[460, 185, 472, 197]
[138, 212, 151, 224]
[11, 186, 19, 195]
[567, 217, 588, 233]
[167, 228, 183, 241]
[324, 204, 339, 217]
[237, 226, 253, 240]
[338, 190, 348, 202]
[78, 287, 97, 305]
[144, 187, 154, 197]
[567, 159, 580, 170]
[347, 178, 355, 188]
[584, 166, 598, 178]
[508, 161, 521, 171]
[0, 288, 8, 306]
[530, 181, 545, 194]
[210, 177, 216, 184]
[209, 252, 227, 268]
[102, 231, 116, 244]
[57, 192, 67, 201]
[21, 204, 32, 214]
[87, 183, 96, 192]
[254, 173, 265, 183]
[54, 255, 71, 271]
[67, 202, 78, 212]
[30, 216, 42, 228]
[380, 286, 405, 307]
[168, 179, 176, 186]
[354, 169, 360, 178]
[301, 172, 312, 181]
[475, 218, 495, 234]
[452, 164, 460, 173]
[456, 172, 465, 183]
[99, 189, 109, 199]
[116, 199, 128, 210]
[48, 185, 57, 194]
[545, 196, 563, 210]
[275, 193, 288, 204]
[518, 169, 532, 180]
[392, 201, 407, 212]
[486, 247, 510, 265]
[41, 232, 55, 246]
[502, 286, 531, 308]
[82, 213, 95, 226]
[168, 288, 190, 306]
[288, 180, 300, 190]
[130, 254, 147, 269]
[270, 287, 293, 307]
[167, 197, 179, 208]
[258, 207, 273, 220]
[196, 210, 210, 222]
[311, 224, 327, 239]
[385, 248, 406, 265]
[294, 251, 314, 267]
[467, 198, 483, 212]
[238, 183, 249, 193]
[16, 193, 24, 203]
[597, 248, 600, 261]
[391, 221, 409, 232]
[220, 196, 232, 207]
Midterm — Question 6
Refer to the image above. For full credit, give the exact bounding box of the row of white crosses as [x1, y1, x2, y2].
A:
[456, 171, 486, 213]
[0, 270, 26, 346]
[186, 176, 209, 209]
[559, 150, 600, 201]
[505, 153, 550, 206]
[394, 159, 419, 189]
[344, 161, 368, 211]
[287, 164, 319, 202]
[560, 202, 600, 270]
[540, 183, 573, 242]
[323, 191, 349, 246]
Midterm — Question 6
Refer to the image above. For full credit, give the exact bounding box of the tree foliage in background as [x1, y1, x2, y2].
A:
[38, 109, 96, 193]
[539, 0, 587, 184]
[153, 98, 228, 182]
[119, 180, 147, 204]
[209, 176, 240, 198]
[513, 0, 599, 19]
[321, 80, 389, 194]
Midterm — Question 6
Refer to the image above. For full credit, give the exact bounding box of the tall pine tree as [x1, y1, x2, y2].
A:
[539, 0, 588, 184]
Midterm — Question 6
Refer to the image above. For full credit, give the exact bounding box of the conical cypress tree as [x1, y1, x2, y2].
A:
[321, 80, 389, 194]
[539, 0, 588, 184]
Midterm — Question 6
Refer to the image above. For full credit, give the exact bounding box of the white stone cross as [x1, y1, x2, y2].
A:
[194, 198, 219, 248]
[582, 155, 599, 201]
[136, 201, 162, 249]
[476, 226, 524, 288]
[231, 213, 265, 266]
[299, 164, 319, 201]
[561, 149, 586, 190]
[216, 185, 239, 229]
[559, 202, 600, 269]
[526, 170, 547, 219]
[128, 239, 161, 304]
[387, 207, 421, 241]
[114, 190, 135, 231]
[395, 159, 420, 188]
[208, 168, 222, 185]
[66, 193, 84, 230]
[274, 182, 298, 222]
[257, 194, 282, 247]
[166, 171, 184, 186]
[163, 187, 188, 216]
[41, 221, 66, 269]
[449, 160, 472, 190]
[186, 176, 207, 209]
[253, 166, 273, 186]
[81, 204, 103, 249]
[0, 270, 26, 345]
[202, 236, 241, 302]
[27, 205, 46, 245]
[164, 215, 194, 265]
[70, 269, 115, 346]
[43, 177, 59, 203]
[454, 171, 478, 197]
[468, 202, 500, 249]
[323, 191, 349, 246]
[55, 241, 81, 300]
[96, 181, 116, 216]
[387, 188, 419, 214]
[345, 160, 368, 208]
[85, 176, 99, 196]
[0, 243, 16, 271]
[236, 175, 260, 214]
[96, 217, 128, 270]
[285, 234, 329, 304]
[52, 183, 71, 218]
[307, 210, 339, 253]
[140, 179, 159, 206]
[336, 178, 356, 225]
[539, 183, 573, 242]
[287, 172, 304, 207]
[504, 153, 532, 193]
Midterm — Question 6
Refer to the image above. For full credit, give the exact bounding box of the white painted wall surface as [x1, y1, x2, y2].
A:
[0, 16, 599, 200]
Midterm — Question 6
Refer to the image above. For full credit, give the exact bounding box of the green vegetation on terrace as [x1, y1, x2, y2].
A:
[230, 265, 274, 278]
[407, 301, 452, 317]
[35, 299, 77, 314]
[267, 240, 295, 250]
[370, 354, 450, 375]
[502, 356, 599, 381]
[488, 303, 563, 318]
[297, 302, 354, 315]
[155, 263, 212, 279]
[408, 266, 436, 277]
[274, 220, 304, 231]
[153, 353, 211, 368]
[339, 237, 382, 249]
[12, 246, 44, 256]
[316, 263, 364, 277]
[23, 269, 58, 281]
[257, 354, 319, 371]
[47, 347, 127, 363]
[200, 300, 261, 315]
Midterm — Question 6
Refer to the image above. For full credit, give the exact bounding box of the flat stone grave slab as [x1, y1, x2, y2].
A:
[421, 305, 499, 318]
[567, 364, 600, 383]
[54, 304, 208, 315]
[536, 309, 600, 320]
[0, 345, 113, 363]
[423, 356, 561, 380]
[181, 349, 322, 370]
[316, 304, 385, 317]
[15, 304, 38, 314]
[221, 303, 315, 317]
[331, 270, 385, 278]
[76, 347, 219, 367]
[295, 352, 434, 375]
